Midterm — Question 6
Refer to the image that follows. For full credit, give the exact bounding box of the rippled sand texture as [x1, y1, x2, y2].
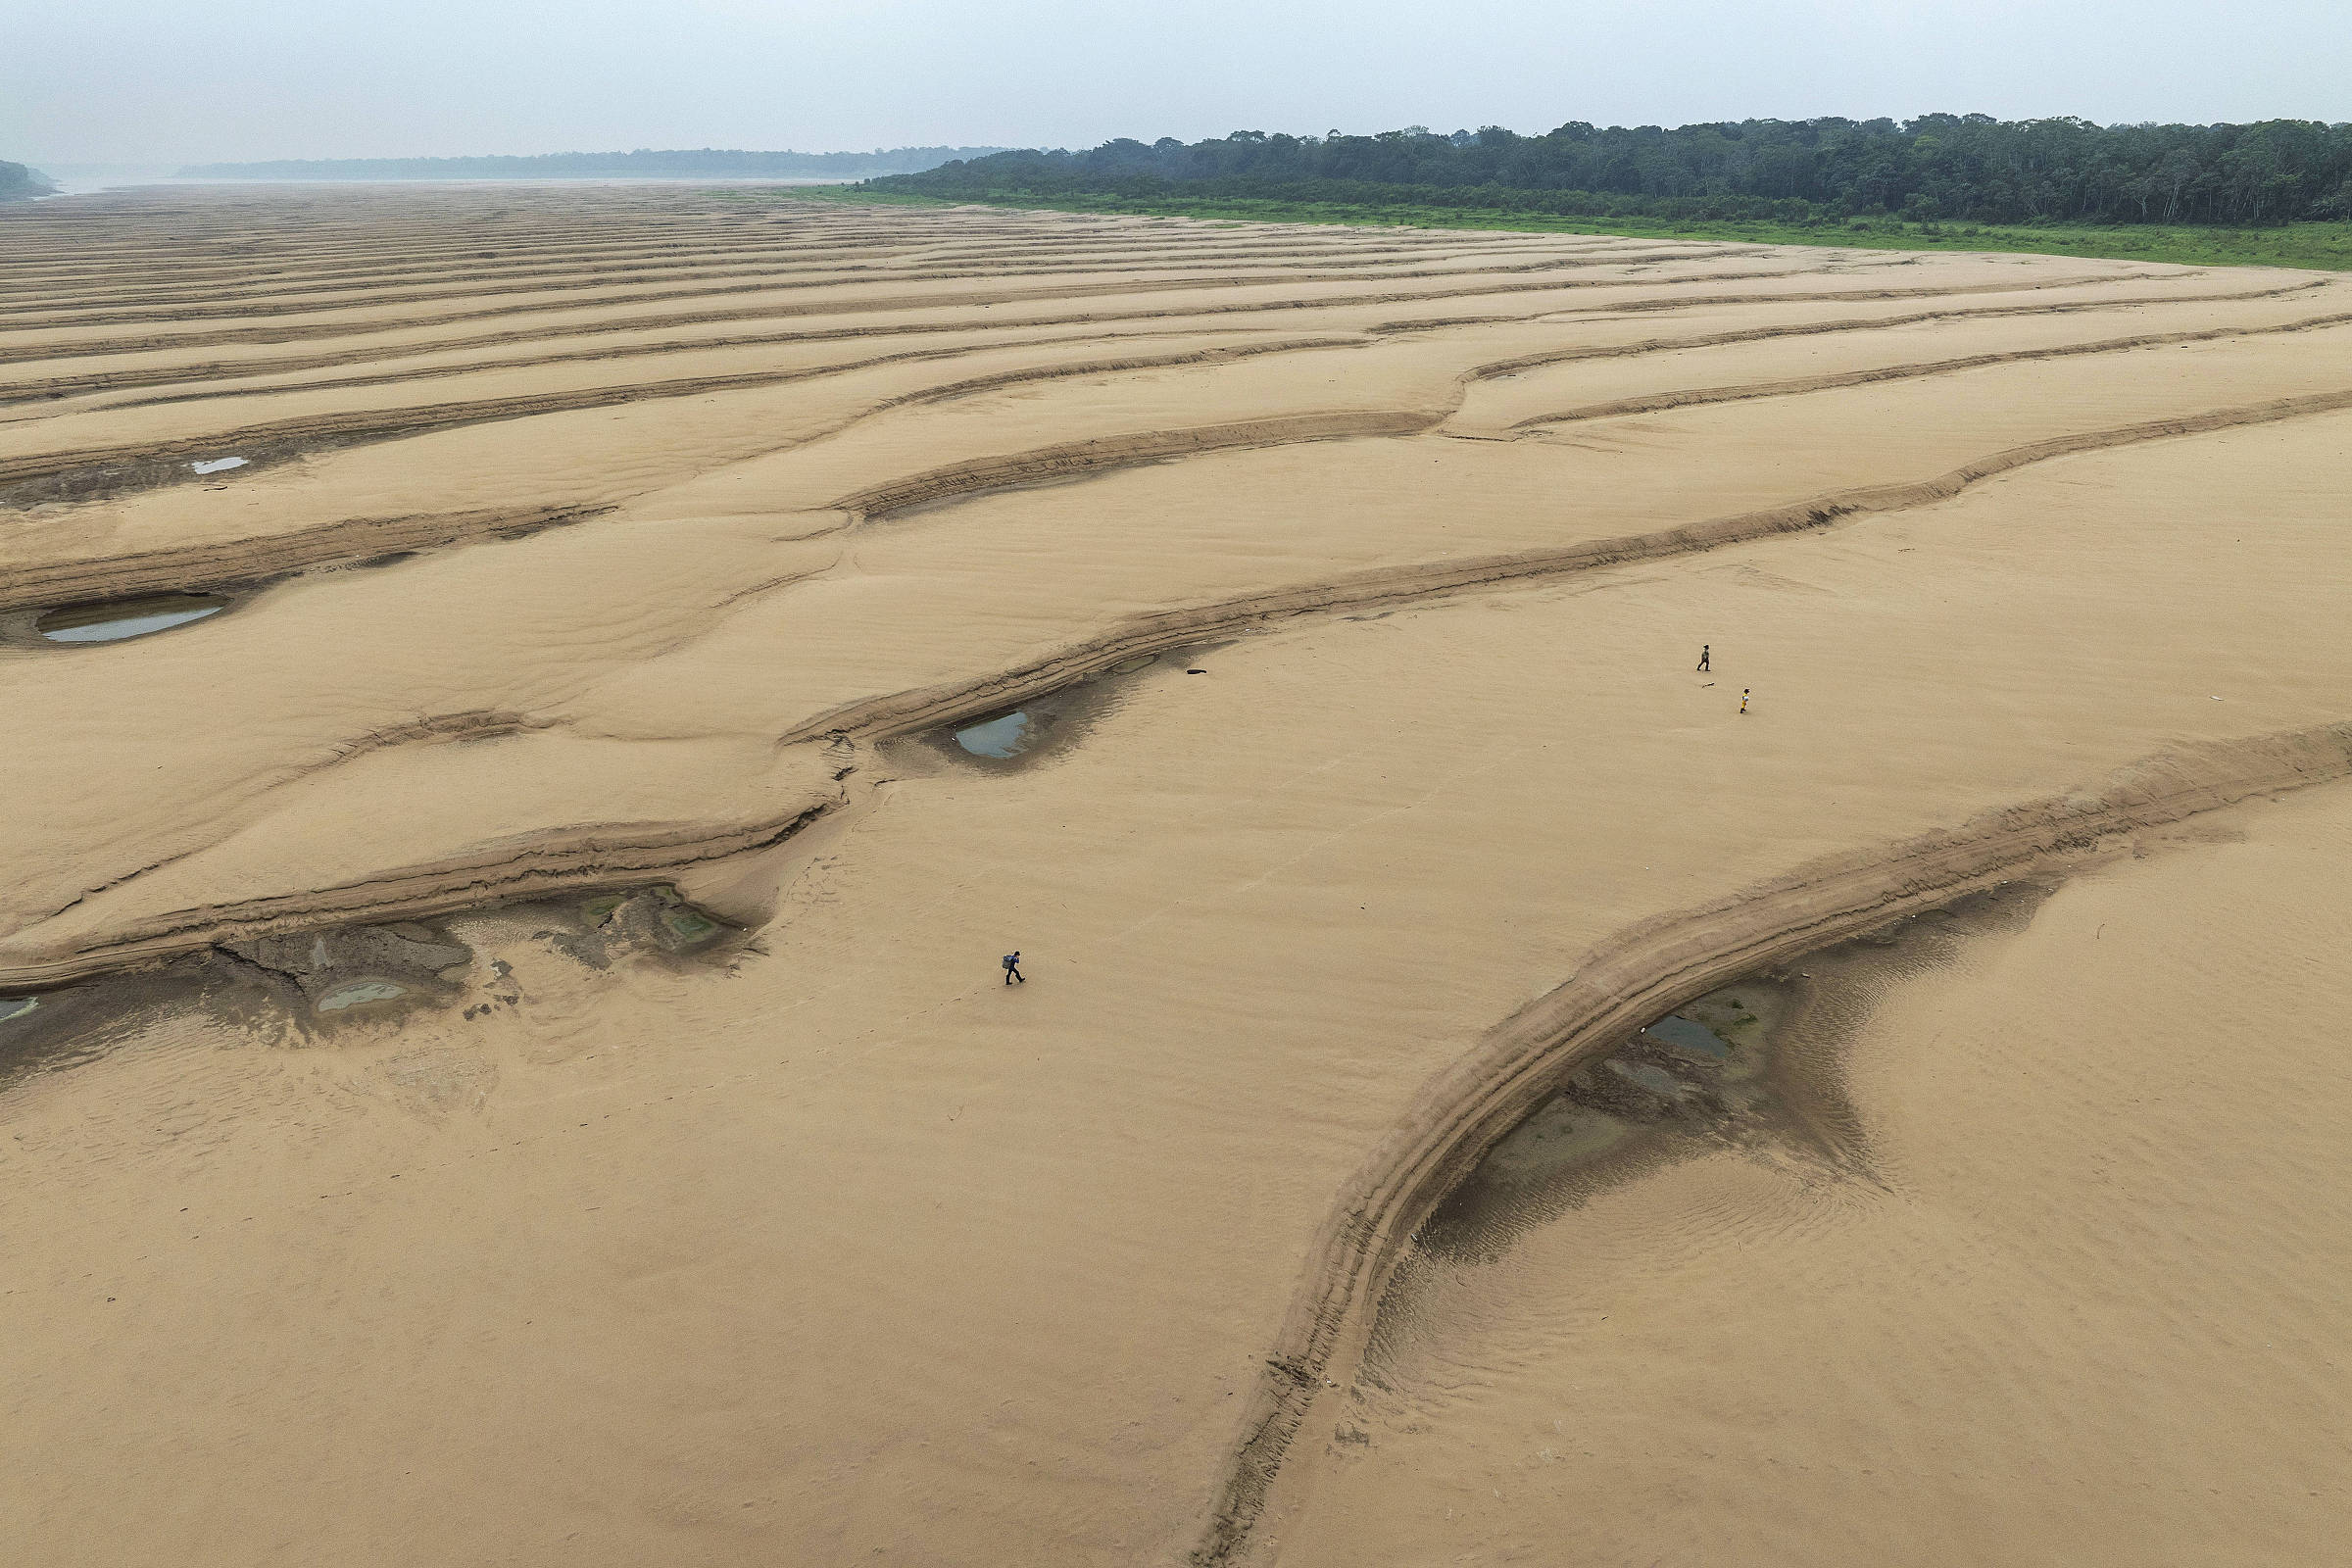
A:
[1282, 788, 2352, 1568]
[3, 185, 2350, 1566]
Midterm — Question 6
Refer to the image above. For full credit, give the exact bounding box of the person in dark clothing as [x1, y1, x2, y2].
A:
[1003, 951, 1024, 984]
[1696, 645, 1710, 672]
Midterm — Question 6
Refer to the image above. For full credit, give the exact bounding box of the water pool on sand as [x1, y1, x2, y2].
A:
[1644, 1013, 1732, 1058]
[316, 980, 409, 1013]
[36, 594, 226, 644]
[955, 710, 1033, 759]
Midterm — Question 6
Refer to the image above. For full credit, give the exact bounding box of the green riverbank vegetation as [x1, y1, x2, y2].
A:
[760, 117, 2352, 272]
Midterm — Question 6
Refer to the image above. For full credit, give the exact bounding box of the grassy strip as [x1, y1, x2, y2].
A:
[722, 183, 2352, 272]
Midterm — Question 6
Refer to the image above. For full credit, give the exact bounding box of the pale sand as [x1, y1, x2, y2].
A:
[1276, 784, 2352, 1567]
[1, 186, 2347, 1565]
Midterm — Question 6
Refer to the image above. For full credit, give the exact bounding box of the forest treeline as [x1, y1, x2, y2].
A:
[179, 147, 1008, 181]
[870, 117, 2352, 227]
[0, 161, 57, 201]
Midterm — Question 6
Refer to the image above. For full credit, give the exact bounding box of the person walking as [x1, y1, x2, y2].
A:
[1740, 688, 1750, 714]
[1696, 645, 1710, 672]
[1003, 951, 1025, 985]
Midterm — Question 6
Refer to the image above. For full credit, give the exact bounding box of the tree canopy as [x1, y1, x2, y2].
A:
[872, 118, 2352, 227]
[0, 161, 58, 201]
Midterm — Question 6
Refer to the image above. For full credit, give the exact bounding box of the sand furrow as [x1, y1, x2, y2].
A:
[0, 336, 1365, 604]
[1499, 309, 2352, 427]
[10, 275, 2304, 411]
[30, 387, 2344, 1010]
[834, 410, 1446, 521]
[0, 230, 1560, 305]
[0, 333, 1372, 510]
[782, 385, 2352, 742]
[0, 796, 841, 992]
[0, 264, 1846, 367]
[0, 505, 609, 611]
[3, 316, 1279, 403]
[107, 328, 1360, 415]
[1193, 719, 2352, 1564]
[1447, 278, 2331, 379]
[0, 248, 1775, 343]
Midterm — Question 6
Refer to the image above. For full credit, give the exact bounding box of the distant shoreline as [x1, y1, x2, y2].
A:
[23, 174, 862, 198]
[176, 147, 1007, 181]
[172, 175, 857, 186]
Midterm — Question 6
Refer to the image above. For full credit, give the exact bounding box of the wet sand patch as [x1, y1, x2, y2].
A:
[224, 920, 473, 1018]
[1, 887, 741, 1081]
[0, 956, 293, 1093]
[545, 883, 733, 968]
[1415, 882, 2048, 1267]
[0, 441, 307, 509]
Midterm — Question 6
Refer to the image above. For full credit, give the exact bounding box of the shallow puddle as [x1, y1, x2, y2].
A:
[1644, 1012, 1731, 1058]
[552, 884, 732, 966]
[915, 645, 1220, 774]
[955, 710, 1033, 759]
[316, 979, 410, 1013]
[37, 593, 226, 644]
[0, 998, 37, 1024]
[189, 456, 248, 475]
[659, 905, 720, 947]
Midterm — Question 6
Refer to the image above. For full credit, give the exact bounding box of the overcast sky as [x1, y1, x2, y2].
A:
[10, 0, 2351, 167]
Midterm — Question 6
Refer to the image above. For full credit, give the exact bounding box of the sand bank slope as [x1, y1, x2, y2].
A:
[1272, 781, 2352, 1568]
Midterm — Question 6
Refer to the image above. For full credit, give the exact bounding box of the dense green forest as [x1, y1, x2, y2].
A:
[178, 146, 1008, 181]
[0, 161, 58, 200]
[872, 118, 2352, 227]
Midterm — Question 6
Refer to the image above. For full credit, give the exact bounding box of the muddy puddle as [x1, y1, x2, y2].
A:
[1416, 881, 2050, 1266]
[932, 659, 1152, 768]
[912, 646, 1215, 772]
[34, 593, 227, 644]
[553, 884, 729, 964]
[0, 962, 261, 1092]
[0, 884, 740, 1092]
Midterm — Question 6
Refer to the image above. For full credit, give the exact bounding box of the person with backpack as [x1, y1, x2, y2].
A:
[1003, 951, 1025, 985]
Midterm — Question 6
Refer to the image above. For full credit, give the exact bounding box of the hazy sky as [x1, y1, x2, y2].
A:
[10, 0, 2350, 166]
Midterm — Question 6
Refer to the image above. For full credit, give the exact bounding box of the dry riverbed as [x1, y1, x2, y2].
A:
[3, 183, 2348, 1566]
